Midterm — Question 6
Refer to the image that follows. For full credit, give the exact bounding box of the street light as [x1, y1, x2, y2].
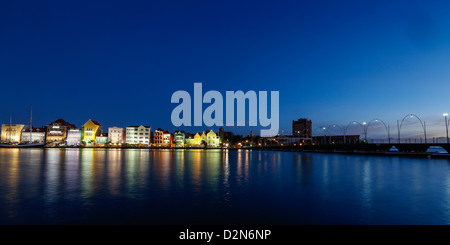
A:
[322, 127, 327, 144]
[397, 114, 427, 144]
[366, 118, 391, 143]
[444, 113, 449, 144]
[345, 121, 367, 143]
[313, 126, 328, 144]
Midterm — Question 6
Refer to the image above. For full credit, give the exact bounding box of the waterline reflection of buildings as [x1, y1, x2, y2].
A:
[191, 149, 202, 192]
[1, 149, 20, 219]
[321, 154, 330, 199]
[124, 149, 150, 198]
[44, 149, 66, 217]
[151, 149, 173, 192]
[185, 149, 222, 195]
[79, 149, 96, 203]
[360, 158, 374, 221]
[236, 149, 249, 185]
[222, 149, 231, 206]
[105, 148, 123, 197]
[143, 149, 225, 204]
[293, 153, 313, 187]
[173, 149, 185, 189]
[64, 148, 81, 201]
[203, 149, 221, 194]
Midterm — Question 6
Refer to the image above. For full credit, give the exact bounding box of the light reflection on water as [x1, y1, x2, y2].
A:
[0, 148, 450, 224]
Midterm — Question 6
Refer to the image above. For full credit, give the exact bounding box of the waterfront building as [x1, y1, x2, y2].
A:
[194, 132, 201, 146]
[81, 119, 102, 146]
[1, 124, 28, 143]
[154, 129, 164, 146]
[163, 131, 173, 147]
[292, 118, 312, 138]
[185, 132, 201, 147]
[126, 125, 151, 146]
[185, 137, 195, 146]
[206, 129, 221, 148]
[46, 119, 77, 146]
[95, 133, 108, 147]
[200, 132, 207, 146]
[21, 127, 46, 143]
[66, 129, 81, 146]
[183, 132, 193, 147]
[174, 131, 185, 147]
[219, 127, 233, 145]
[153, 128, 171, 147]
[108, 127, 125, 146]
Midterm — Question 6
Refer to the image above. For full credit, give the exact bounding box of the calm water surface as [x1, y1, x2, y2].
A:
[1, 148, 450, 225]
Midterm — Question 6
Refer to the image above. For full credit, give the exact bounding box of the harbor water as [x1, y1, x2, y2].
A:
[1, 148, 450, 225]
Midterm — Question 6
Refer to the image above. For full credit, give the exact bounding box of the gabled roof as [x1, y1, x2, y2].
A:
[91, 120, 101, 126]
[49, 119, 77, 129]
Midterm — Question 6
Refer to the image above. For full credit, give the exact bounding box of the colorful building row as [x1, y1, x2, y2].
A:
[1, 119, 145, 147]
[174, 130, 221, 148]
[1, 118, 223, 148]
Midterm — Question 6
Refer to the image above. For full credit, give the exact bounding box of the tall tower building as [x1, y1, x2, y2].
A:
[292, 118, 312, 138]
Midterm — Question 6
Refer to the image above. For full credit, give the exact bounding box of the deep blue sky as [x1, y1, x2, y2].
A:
[1, 0, 450, 138]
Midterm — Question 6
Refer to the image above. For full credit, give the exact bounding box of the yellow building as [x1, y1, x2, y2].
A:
[185, 133, 202, 147]
[194, 133, 201, 146]
[185, 137, 194, 146]
[200, 132, 207, 146]
[81, 119, 102, 146]
[207, 129, 221, 148]
[1, 124, 26, 143]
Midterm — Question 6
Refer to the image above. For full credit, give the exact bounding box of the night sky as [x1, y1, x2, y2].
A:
[1, 0, 450, 138]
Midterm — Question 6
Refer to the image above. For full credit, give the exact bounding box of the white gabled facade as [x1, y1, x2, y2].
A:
[108, 127, 125, 146]
[126, 125, 151, 146]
